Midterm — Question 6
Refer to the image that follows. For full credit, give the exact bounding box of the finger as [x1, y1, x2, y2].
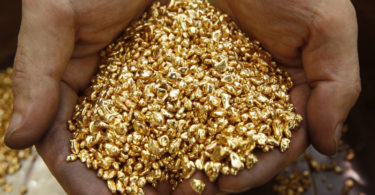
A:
[218, 84, 310, 193]
[71, 0, 155, 58]
[208, 0, 307, 67]
[62, 55, 100, 93]
[302, 1, 360, 155]
[36, 82, 163, 195]
[173, 171, 221, 195]
[36, 82, 113, 195]
[155, 182, 173, 195]
[143, 185, 158, 195]
[5, 0, 75, 149]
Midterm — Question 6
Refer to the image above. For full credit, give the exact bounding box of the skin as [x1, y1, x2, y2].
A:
[4, 0, 360, 194]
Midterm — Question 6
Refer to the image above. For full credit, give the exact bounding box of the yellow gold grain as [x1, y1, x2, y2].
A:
[66, 0, 302, 194]
[190, 179, 205, 194]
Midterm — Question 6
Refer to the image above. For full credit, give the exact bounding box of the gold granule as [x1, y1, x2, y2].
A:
[344, 179, 354, 188]
[190, 179, 205, 194]
[273, 168, 311, 195]
[20, 185, 27, 195]
[345, 149, 355, 161]
[67, 0, 302, 194]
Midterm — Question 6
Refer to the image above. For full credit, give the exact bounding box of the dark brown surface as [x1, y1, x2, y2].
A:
[0, 1, 374, 194]
[347, 0, 375, 184]
[0, 0, 21, 68]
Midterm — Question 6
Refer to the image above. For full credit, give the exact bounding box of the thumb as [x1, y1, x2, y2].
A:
[303, 1, 360, 155]
[5, 0, 75, 149]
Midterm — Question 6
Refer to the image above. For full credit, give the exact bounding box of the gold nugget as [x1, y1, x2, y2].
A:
[67, 0, 302, 194]
[190, 179, 206, 194]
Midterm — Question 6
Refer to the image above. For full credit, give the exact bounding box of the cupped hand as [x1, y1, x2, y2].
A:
[4, 0, 163, 194]
[4, 0, 360, 195]
[172, 0, 360, 194]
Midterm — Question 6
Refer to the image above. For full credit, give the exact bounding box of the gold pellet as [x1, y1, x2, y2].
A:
[273, 167, 311, 195]
[20, 185, 27, 195]
[66, 0, 302, 194]
[345, 149, 355, 161]
[190, 179, 205, 194]
[342, 178, 355, 195]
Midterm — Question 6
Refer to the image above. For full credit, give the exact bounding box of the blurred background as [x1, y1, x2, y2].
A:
[0, 0, 374, 194]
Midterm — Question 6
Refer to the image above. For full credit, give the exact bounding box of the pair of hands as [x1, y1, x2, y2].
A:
[4, 0, 360, 194]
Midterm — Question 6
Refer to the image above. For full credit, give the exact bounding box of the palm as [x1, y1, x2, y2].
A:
[172, 1, 313, 193]
[172, 27, 311, 195]
[35, 1, 159, 195]
[32, 0, 358, 194]
[181, 0, 359, 193]
[189, 68, 310, 194]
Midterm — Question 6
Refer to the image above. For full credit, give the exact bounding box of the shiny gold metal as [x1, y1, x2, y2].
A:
[66, 0, 302, 194]
[190, 179, 206, 194]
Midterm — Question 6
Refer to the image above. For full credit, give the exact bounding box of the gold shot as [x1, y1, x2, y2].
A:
[66, 0, 302, 194]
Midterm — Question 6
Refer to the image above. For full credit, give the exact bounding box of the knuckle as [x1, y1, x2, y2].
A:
[12, 43, 31, 82]
[51, 0, 75, 20]
[12, 59, 30, 85]
[309, 1, 356, 35]
[22, 0, 74, 23]
[311, 13, 339, 35]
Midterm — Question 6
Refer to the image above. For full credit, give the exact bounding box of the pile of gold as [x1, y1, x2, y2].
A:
[0, 68, 32, 193]
[67, 0, 302, 194]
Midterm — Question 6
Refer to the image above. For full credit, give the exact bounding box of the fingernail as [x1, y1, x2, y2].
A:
[5, 112, 23, 141]
[334, 123, 343, 152]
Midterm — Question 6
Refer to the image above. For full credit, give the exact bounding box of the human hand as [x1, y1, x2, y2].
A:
[3, 0, 169, 194]
[171, 0, 360, 194]
[4, 0, 360, 195]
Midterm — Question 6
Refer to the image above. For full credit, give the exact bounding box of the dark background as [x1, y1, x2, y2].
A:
[347, 0, 375, 183]
[1, 1, 374, 194]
